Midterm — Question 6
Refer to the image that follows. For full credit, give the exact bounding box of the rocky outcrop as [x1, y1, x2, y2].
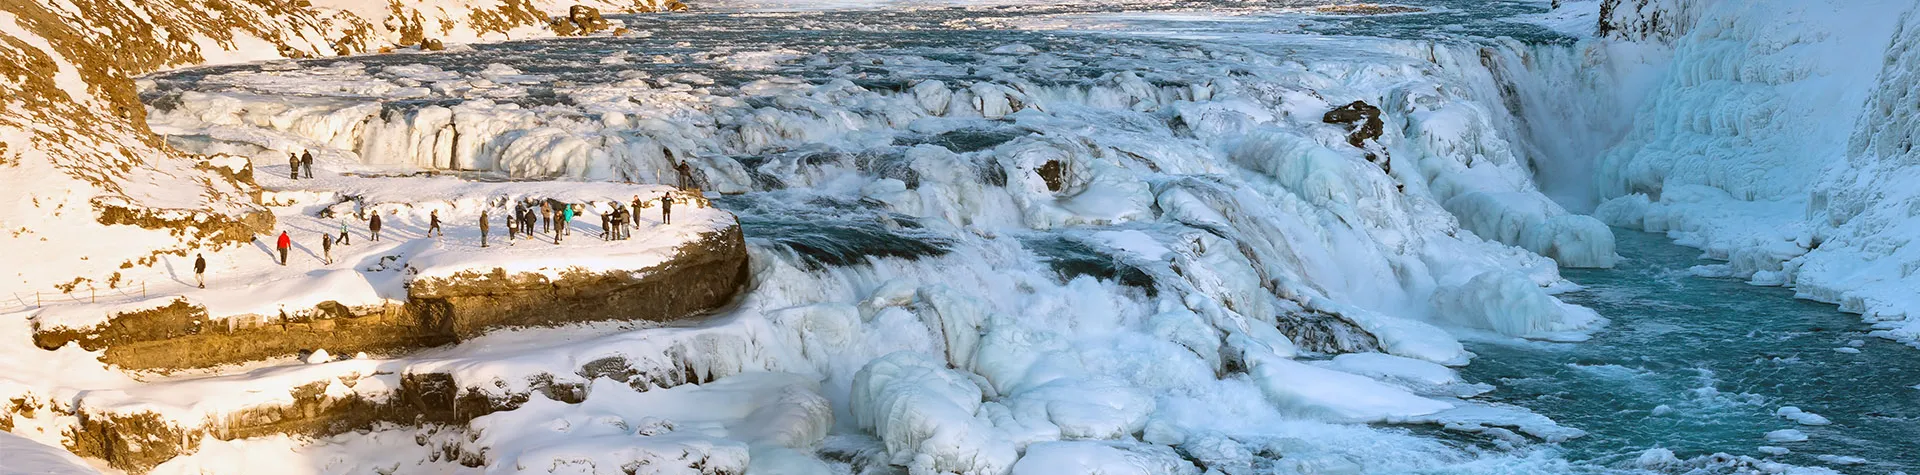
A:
[31, 224, 751, 370]
[1322, 100, 1384, 148]
[1322, 100, 1390, 173]
[1597, 0, 1707, 42]
[550, 5, 611, 36]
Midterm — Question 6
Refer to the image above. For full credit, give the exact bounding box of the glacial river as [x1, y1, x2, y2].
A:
[1462, 229, 1920, 473]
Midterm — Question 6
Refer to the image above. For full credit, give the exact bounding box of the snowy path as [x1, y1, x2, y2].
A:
[1462, 229, 1920, 473]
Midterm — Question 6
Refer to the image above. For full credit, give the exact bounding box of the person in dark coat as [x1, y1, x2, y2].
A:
[275, 231, 292, 265]
[480, 210, 491, 248]
[551, 207, 564, 244]
[300, 151, 315, 178]
[659, 192, 673, 225]
[428, 210, 443, 238]
[370, 213, 383, 242]
[320, 233, 333, 264]
[193, 253, 207, 289]
[506, 209, 518, 243]
[288, 153, 300, 180]
[600, 206, 611, 241]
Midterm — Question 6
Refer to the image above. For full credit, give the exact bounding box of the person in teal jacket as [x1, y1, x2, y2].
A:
[561, 204, 575, 237]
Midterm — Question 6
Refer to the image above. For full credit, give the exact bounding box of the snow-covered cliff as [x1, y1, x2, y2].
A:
[0, 0, 681, 298]
[1576, 0, 1920, 343]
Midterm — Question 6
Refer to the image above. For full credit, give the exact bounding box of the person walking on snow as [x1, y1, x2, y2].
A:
[300, 150, 315, 179]
[480, 210, 491, 248]
[659, 192, 673, 225]
[428, 210, 443, 239]
[288, 153, 299, 180]
[551, 206, 564, 244]
[338, 221, 351, 246]
[275, 231, 292, 266]
[193, 253, 207, 289]
[321, 233, 333, 264]
[369, 213, 383, 242]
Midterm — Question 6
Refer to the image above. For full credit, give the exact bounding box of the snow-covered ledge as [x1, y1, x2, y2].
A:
[29, 176, 749, 370]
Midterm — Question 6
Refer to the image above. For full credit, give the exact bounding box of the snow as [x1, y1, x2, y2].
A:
[1583, 0, 1920, 344]
[1764, 429, 1809, 443]
[0, 432, 100, 475]
[5, 0, 1825, 472]
[25, 174, 731, 332]
[849, 352, 1017, 475]
[467, 373, 831, 475]
[1430, 271, 1607, 341]
[1246, 354, 1453, 423]
[1774, 406, 1832, 426]
[1010, 441, 1196, 475]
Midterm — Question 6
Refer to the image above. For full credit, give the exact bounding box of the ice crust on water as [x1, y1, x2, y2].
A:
[1431, 270, 1607, 341]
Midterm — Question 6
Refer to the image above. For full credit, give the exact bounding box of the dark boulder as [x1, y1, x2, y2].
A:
[1321, 100, 1383, 148]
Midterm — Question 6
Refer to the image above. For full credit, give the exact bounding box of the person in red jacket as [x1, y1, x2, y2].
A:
[276, 231, 292, 266]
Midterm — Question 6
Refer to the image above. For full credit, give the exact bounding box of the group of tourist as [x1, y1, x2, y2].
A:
[256, 192, 686, 270]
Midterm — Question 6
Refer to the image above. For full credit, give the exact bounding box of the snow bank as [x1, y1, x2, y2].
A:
[1445, 192, 1618, 268]
[1246, 354, 1452, 423]
[1431, 271, 1607, 341]
[850, 352, 1016, 475]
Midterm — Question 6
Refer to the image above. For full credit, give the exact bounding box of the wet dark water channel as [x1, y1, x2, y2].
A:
[1462, 229, 1920, 473]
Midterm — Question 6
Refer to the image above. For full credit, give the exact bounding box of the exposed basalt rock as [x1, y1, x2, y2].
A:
[551, 5, 610, 36]
[1036, 160, 1068, 192]
[1322, 100, 1392, 174]
[1274, 308, 1381, 355]
[1315, 4, 1425, 15]
[32, 224, 750, 370]
[1322, 100, 1384, 148]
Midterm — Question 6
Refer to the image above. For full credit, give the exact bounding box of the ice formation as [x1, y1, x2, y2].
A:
[12, 0, 1920, 472]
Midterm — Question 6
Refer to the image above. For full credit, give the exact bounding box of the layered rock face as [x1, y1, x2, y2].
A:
[31, 224, 749, 370]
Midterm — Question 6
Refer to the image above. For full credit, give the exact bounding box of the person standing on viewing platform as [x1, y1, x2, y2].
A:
[600, 206, 612, 241]
[480, 210, 491, 248]
[659, 192, 673, 225]
[540, 202, 553, 234]
[288, 153, 299, 180]
[506, 209, 519, 243]
[300, 150, 315, 179]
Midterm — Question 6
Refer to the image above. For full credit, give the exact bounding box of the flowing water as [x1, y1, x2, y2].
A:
[1463, 229, 1920, 473]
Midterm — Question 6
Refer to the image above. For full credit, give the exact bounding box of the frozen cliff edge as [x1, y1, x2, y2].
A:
[1583, 0, 1920, 345]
